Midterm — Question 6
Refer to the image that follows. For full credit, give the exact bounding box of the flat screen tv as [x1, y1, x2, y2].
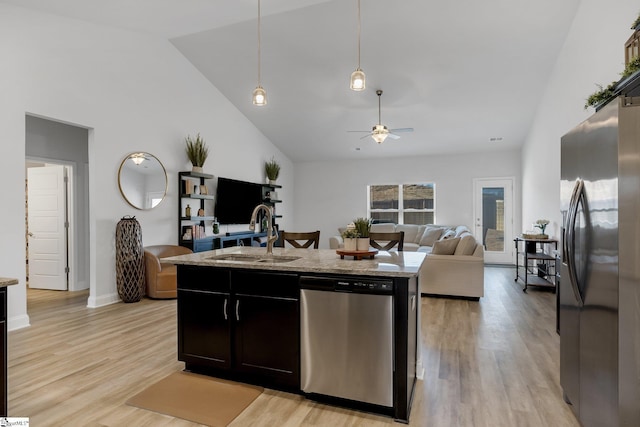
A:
[214, 177, 263, 225]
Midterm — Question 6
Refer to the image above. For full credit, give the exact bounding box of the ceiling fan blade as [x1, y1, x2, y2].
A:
[387, 133, 401, 140]
[360, 133, 373, 140]
[389, 127, 413, 133]
[347, 130, 371, 133]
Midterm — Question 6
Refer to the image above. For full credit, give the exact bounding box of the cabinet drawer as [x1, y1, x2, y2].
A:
[178, 265, 230, 293]
[231, 271, 299, 299]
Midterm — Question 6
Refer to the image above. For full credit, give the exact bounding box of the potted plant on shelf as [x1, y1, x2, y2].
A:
[185, 133, 209, 173]
[265, 157, 280, 185]
[341, 228, 359, 251]
[353, 217, 372, 251]
[534, 219, 550, 239]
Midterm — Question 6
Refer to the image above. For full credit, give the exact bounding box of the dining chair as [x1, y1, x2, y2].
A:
[282, 231, 321, 249]
[369, 231, 405, 251]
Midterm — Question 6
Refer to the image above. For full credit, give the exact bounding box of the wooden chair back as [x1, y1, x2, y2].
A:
[282, 231, 320, 249]
[369, 231, 405, 251]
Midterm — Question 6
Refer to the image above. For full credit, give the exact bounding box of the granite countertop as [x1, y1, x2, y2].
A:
[163, 246, 426, 278]
[0, 277, 18, 288]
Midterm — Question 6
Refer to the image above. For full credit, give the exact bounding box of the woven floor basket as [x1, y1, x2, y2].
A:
[115, 216, 145, 303]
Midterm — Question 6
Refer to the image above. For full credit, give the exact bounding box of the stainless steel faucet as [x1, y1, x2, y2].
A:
[249, 204, 279, 254]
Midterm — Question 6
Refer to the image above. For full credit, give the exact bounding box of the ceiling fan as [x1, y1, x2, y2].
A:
[348, 89, 414, 144]
[128, 152, 152, 165]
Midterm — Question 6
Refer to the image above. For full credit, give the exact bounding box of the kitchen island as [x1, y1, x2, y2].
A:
[1, 277, 18, 416]
[165, 247, 425, 423]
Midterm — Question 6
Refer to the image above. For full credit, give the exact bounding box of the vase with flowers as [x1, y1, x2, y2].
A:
[534, 219, 550, 239]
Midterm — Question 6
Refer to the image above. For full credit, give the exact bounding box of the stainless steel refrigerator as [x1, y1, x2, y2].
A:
[560, 94, 640, 427]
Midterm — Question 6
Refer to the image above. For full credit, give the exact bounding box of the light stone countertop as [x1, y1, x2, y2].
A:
[0, 277, 18, 288]
[163, 246, 426, 278]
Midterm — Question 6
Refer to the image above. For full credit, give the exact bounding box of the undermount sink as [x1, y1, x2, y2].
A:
[207, 254, 263, 262]
[257, 256, 301, 263]
[207, 254, 300, 264]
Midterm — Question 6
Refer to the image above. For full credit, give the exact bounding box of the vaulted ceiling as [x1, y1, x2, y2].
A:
[2, 0, 582, 161]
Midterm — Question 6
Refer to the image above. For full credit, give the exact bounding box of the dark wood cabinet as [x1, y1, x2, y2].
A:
[177, 266, 300, 389]
[232, 271, 299, 388]
[178, 290, 231, 369]
[1, 288, 6, 417]
[178, 266, 231, 369]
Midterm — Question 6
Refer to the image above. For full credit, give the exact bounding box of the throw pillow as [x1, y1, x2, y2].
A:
[419, 227, 443, 247]
[440, 229, 456, 240]
[431, 237, 460, 255]
[454, 234, 477, 255]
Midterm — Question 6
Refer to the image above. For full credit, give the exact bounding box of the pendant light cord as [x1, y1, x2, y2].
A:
[257, 0, 262, 86]
[357, 0, 361, 69]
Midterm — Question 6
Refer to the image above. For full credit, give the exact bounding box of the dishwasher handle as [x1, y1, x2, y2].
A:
[300, 275, 393, 295]
[300, 276, 339, 291]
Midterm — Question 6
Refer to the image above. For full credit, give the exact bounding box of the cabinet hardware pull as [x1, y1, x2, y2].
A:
[235, 300, 240, 321]
[223, 298, 228, 320]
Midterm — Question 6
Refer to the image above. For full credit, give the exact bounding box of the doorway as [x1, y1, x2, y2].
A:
[25, 115, 90, 295]
[473, 178, 514, 264]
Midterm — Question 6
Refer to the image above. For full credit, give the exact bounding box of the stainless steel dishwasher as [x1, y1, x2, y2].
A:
[300, 275, 394, 407]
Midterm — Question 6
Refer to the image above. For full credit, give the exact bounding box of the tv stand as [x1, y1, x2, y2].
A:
[226, 230, 252, 236]
[218, 231, 267, 248]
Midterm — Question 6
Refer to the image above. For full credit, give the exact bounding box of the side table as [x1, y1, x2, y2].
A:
[514, 237, 558, 292]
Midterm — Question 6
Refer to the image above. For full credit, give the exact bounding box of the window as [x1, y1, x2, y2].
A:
[368, 183, 435, 224]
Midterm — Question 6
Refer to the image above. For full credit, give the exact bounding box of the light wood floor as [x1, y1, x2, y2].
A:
[9, 267, 580, 426]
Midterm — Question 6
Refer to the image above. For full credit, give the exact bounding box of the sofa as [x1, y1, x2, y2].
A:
[144, 245, 193, 299]
[330, 223, 484, 299]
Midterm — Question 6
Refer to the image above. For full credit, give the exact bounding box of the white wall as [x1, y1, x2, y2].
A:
[294, 148, 522, 249]
[0, 4, 292, 330]
[522, 0, 638, 239]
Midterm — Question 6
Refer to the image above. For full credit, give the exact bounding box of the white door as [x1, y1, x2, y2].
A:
[473, 178, 514, 264]
[27, 165, 68, 290]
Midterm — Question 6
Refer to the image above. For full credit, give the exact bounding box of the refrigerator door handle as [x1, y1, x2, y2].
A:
[565, 179, 585, 307]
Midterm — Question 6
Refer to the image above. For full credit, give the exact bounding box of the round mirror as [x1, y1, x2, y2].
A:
[118, 152, 168, 210]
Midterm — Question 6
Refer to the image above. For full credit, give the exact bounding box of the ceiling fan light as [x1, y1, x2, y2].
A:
[252, 85, 267, 106]
[372, 133, 387, 144]
[130, 153, 145, 165]
[350, 68, 366, 91]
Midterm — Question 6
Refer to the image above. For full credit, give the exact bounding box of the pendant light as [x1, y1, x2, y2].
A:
[252, 0, 267, 106]
[350, 0, 366, 91]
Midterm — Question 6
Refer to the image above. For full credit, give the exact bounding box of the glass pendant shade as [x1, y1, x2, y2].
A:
[252, 85, 267, 106]
[350, 68, 366, 91]
[372, 124, 388, 143]
[131, 153, 145, 165]
[372, 133, 388, 144]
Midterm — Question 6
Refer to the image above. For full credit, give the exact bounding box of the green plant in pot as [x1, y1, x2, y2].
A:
[265, 157, 280, 184]
[185, 133, 209, 173]
[353, 217, 372, 251]
[341, 228, 359, 251]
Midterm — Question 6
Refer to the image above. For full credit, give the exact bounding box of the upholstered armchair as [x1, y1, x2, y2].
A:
[143, 245, 193, 299]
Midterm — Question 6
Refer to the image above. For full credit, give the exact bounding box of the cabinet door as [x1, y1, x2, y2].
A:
[234, 293, 299, 388]
[0, 320, 5, 417]
[178, 289, 231, 369]
[1, 288, 6, 416]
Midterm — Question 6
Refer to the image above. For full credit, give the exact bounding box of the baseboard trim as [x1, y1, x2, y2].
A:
[87, 292, 120, 308]
[8, 314, 31, 331]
